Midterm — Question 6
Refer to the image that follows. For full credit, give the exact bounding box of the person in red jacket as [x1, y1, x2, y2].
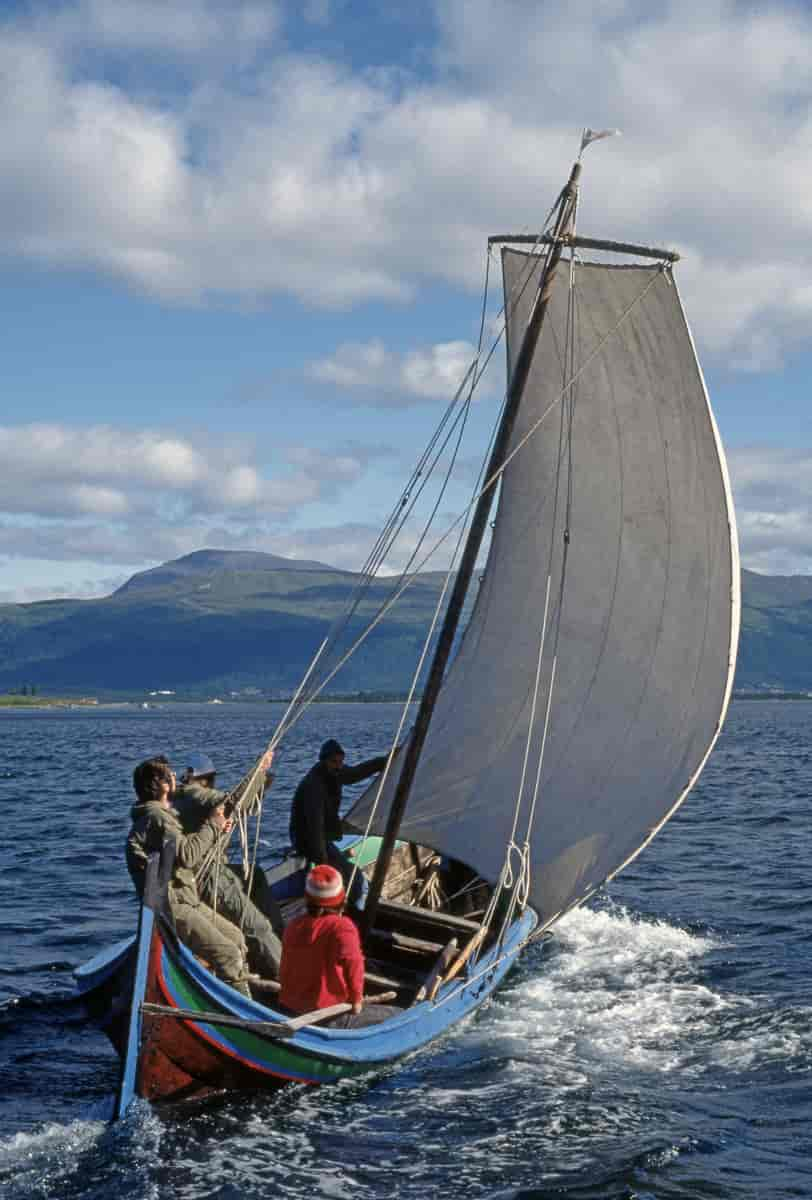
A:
[279, 864, 399, 1029]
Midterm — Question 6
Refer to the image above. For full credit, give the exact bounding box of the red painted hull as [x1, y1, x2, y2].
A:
[137, 929, 289, 1104]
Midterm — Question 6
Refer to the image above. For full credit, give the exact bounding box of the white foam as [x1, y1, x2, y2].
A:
[0, 1097, 163, 1200]
[460, 902, 808, 1080]
[0, 1114, 110, 1199]
[0, 1117, 107, 1162]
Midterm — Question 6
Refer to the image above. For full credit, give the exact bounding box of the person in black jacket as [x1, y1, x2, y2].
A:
[289, 738, 387, 911]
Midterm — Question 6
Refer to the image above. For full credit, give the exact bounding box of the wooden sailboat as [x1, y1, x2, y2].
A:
[76, 141, 740, 1117]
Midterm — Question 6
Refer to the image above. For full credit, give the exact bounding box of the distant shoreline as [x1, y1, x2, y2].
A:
[0, 693, 415, 708]
[2, 692, 810, 710]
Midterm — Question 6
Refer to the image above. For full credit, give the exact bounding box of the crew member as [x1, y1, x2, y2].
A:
[174, 749, 283, 979]
[126, 757, 251, 996]
[289, 739, 387, 911]
[278, 864, 399, 1028]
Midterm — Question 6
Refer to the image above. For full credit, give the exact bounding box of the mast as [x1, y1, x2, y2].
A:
[359, 161, 582, 939]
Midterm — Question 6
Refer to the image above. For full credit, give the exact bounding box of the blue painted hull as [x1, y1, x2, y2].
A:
[158, 906, 536, 1081]
[76, 841, 538, 1111]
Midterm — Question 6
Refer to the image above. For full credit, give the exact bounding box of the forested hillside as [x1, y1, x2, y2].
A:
[0, 551, 809, 697]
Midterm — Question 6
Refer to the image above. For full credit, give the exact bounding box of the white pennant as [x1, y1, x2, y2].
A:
[580, 127, 622, 152]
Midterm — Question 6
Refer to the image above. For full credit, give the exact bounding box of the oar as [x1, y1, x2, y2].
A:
[415, 937, 457, 1003]
[427, 925, 487, 1001]
[141, 991, 397, 1040]
[277, 992, 396, 1034]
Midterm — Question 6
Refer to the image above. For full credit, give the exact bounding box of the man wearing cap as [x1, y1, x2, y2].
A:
[126, 756, 252, 997]
[279, 864, 399, 1028]
[288, 739, 387, 912]
[174, 748, 283, 980]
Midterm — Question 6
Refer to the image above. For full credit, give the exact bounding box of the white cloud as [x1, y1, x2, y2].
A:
[262, 522, 389, 573]
[0, 413, 426, 601]
[0, 424, 369, 532]
[70, 484, 129, 516]
[728, 447, 812, 575]
[0, 569, 130, 604]
[0, 0, 810, 362]
[0, 424, 206, 496]
[215, 465, 263, 506]
[262, 517, 458, 577]
[1, 431, 809, 599]
[142, 437, 203, 485]
[0, 516, 404, 592]
[39, 0, 280, 60]
[0, 0, 811, 599]
[308, 338, 484, 404]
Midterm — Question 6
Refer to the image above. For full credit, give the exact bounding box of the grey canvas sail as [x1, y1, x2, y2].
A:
[348, 249, 740, 930]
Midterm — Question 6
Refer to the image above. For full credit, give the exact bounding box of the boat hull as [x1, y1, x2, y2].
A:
[79, 908, 536, 1110]
[76, 843, 537, 1113]
[132, 905, 535, 1103]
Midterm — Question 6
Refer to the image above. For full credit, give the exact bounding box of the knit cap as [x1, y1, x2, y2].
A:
[305, 864, 346, 908]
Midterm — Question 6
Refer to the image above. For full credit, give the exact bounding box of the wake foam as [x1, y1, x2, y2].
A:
[475, 903, 809, 1080]
[0, 1098, 162, 1200]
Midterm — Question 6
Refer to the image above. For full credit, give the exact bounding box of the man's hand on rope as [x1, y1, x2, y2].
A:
[211, 805, 234, 835]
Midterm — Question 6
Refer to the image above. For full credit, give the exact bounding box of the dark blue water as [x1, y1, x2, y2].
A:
[1, 700, 810, 1199]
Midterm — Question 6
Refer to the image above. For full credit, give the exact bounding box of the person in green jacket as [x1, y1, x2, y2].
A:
[125, 756, 251, 997]
[174, 749, 282, 980]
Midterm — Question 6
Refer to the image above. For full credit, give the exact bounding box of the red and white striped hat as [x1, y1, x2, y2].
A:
[305, 864, 346, 908]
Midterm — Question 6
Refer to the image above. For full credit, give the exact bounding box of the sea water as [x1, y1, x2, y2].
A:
[0, 699, 810, 1199]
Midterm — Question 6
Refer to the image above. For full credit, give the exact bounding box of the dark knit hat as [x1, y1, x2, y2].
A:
[305, 864, 345, 908]
[319, 738, 345, 761]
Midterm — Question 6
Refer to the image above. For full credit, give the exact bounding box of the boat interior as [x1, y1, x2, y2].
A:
[264, 841, 498, 1009]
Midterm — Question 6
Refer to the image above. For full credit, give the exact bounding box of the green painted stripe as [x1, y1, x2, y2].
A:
[162, 953, 371, 1083]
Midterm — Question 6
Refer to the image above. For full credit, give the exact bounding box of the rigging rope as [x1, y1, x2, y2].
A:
[337, 226, 572, 907]
[263, 237, 577, 746]
[340, 251, 498, 901]
[273, 214, 562, 748]
[203, 248, 669, 931]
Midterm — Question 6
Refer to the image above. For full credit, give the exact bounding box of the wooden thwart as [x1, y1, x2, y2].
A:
[375, 897, 481, 936]
[367, 928, 445, 956]
[364, 966, 417, 993]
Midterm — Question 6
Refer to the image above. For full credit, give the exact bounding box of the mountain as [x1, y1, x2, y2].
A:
[738, 568, 812, 691]
[113, 549, 336, 596]
[0, 550, 456, 697]
[0, 551, 810, 697]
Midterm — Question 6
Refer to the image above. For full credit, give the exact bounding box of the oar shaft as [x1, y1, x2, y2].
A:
[141, 991, 398, 1038]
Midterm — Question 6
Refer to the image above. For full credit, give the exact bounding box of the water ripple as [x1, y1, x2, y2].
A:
[0, 699, 810, 1200]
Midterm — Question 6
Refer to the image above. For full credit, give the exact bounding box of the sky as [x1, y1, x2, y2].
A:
[1, 0, 811, 603]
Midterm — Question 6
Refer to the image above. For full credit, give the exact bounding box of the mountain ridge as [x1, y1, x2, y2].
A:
[1, 550, 809, 696]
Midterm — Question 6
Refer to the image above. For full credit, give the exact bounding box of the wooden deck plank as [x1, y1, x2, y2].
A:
[375, 897, 482, 936]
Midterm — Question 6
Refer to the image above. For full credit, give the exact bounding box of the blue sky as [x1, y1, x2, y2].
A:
[1, 0, 810, 602]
